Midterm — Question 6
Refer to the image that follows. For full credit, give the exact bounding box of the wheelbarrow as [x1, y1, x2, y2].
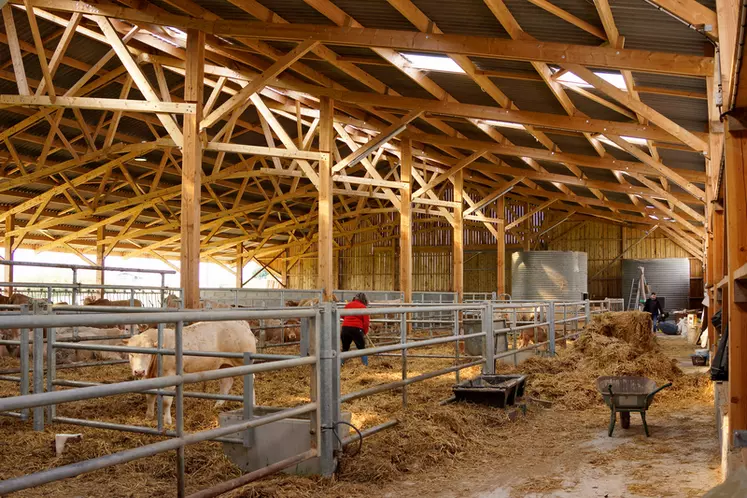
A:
[596, 376, 672, 437]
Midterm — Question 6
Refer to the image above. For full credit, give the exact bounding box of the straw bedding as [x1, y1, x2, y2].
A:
[0, 312, 712, 497]
[512, 311, 710, 410]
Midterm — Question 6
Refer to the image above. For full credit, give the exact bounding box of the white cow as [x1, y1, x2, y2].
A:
[123, 320, 257, 425]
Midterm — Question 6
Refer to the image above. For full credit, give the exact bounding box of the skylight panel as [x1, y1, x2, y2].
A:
[554, 69, 627, 90]
[597, 135, 649, 150]
[482, 120, 526, 130]
[401, 54, 465, 74]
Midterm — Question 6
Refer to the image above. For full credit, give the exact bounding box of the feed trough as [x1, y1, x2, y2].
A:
[452, 374, 527, 408]
[596, 376, 671, 437]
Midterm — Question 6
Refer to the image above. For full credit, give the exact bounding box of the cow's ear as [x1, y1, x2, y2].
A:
[121, 338, 129, 346]
[151, 340, 158, 348]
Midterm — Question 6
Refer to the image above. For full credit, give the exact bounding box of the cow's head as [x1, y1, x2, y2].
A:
[122, 333, 156, 378]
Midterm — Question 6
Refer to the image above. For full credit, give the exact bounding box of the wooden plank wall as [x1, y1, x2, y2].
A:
[283, 205, 703, 301]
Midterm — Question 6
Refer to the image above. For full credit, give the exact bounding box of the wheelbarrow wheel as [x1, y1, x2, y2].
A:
[620, 412, 631, 429]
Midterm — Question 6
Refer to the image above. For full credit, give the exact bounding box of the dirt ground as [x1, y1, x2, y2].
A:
[0, 331, 719, 497]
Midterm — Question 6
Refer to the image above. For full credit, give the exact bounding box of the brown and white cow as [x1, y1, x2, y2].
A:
[123, 320, 257, 425]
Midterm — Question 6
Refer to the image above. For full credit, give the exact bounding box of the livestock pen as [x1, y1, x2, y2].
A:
[0, 296, 621, 496]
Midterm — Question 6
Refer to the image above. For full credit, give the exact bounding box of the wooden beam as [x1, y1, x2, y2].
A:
[505, 199, 558, 230]
[496, 197, 505, 295]
[2, 5, 30, 96]
[400, 138, 413, 303]
[333, 110, 422, 172]
[453, 169, 464, 303]
[726, 127, 747, 452]
[412, 149, 486, 198]
[463, 177, 524, 216]
[4, 214, 14, 296]
[409, 132, 705, 184]
[273, 80, 705, 146]
[318, 96, 334, 301]
[93, 15, 184, 147]
[0, 94, 197, 113]
[28, 0, 713, 75]
[200, 39, 318, 130]
[204, 142, 323, 161]
[565, 64, 709, 154]
[180, 28, 204, 309]
[23, 1, 56, 100]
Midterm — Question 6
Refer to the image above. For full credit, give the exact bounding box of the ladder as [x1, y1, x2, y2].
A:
[627, 266, 649, 311]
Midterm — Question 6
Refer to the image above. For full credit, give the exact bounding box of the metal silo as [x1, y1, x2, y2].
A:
[511, 251, 588, 301]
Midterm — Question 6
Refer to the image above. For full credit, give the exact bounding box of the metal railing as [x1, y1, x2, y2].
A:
[1, 281, 180, 308]
[0, 297, 623, 496]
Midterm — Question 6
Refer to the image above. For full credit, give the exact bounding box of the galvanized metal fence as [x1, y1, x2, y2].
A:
[0, 296, 623, 496]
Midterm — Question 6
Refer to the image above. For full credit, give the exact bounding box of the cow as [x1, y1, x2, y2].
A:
[0, 294, 9, 305]
[123, 320, 257, 425]
[516, 326, 549, 350]
[84, 296, 144, 308]
[246, 318, 300, 343]
[54, 327, 128, 364]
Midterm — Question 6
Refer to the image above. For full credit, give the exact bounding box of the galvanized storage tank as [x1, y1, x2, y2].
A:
[511, 251, 588, 301]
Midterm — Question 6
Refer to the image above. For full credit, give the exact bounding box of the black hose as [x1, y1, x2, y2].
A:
[334, 420, 363, 457]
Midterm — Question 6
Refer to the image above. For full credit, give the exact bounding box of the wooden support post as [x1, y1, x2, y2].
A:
[318, 96, 334, 302]
[496, 197, 506, 296]
[235, 245, 244, 289]
[96, 226, 105, 298]
[726, 126, 747, 469]
[4, 214, 14, 296]
[400, 138, 413, 303]
[453, 170, 464, 303]
[180, 29, 204, 309]
[709, 206, 724, 345]
[522, 201, 531, 251]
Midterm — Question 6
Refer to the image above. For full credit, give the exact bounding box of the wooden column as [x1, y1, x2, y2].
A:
[453, 170, 464, 303]
[235, 245, 244, 289]
[522, 201, 531, 251]
[180, 29, 204, 309]
[726, 126, 747, 455]
[96, 226, 105, 298]
[318, 96, 334, 301]
[4, 214, 14, 296]
[496, 197, 506, 296]
[399, 139, 413, 303]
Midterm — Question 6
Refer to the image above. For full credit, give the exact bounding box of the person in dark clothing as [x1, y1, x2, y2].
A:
[341, 293, 370, 366]
[643, 292, 664, 332]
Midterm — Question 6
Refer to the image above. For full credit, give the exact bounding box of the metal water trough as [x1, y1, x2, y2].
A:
[218, 407, 352, 475]
[452, 374, 527, 408]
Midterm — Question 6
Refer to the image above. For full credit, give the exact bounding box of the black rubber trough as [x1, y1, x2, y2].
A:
[452, 374, 528, 408]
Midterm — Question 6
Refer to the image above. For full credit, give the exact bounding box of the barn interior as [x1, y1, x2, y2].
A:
[0, 0, 744, 496]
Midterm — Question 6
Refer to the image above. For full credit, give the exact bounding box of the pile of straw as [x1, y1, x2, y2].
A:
[512, 311, 703, 410]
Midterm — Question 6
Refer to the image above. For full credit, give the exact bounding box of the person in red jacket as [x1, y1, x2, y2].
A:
[341, 293, 370, 366]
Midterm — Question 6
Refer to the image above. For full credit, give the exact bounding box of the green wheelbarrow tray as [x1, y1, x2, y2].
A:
[596, 376, 672, 437]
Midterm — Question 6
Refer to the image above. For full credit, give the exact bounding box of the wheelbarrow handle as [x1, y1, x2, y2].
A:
[646, 382, 673, 404]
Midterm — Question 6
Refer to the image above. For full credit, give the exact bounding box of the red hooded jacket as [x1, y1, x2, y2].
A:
[342, 299, 370, 334]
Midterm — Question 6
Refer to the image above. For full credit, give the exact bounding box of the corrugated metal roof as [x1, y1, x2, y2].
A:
[610, 0, 710, 55]
[544, 133, 603, 157]
[358, 65, 439, 100]
[427, 72, 504, 107]
[332, 0, 416, 30]
[253, 0, 336, 25]
[638, 93, 708, 132]
[632, 73, 707, 94]
[410, 0, 510, 37]
[503, 0, 602, 45]
[657, 148, 706, 172]
[487, 78, 569, 115]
